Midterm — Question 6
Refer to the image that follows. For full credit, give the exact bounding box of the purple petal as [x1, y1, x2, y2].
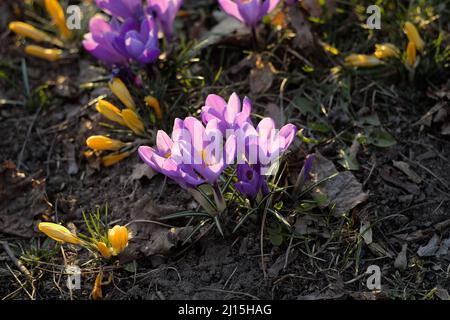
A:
[218, 0, 245, 23]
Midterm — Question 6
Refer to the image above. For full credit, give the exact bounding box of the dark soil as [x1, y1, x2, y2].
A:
[1, 0, 449, 300]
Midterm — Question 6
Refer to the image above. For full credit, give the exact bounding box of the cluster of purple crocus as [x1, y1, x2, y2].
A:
[138, 93, 298, 212]
[83, 0, 183, 67]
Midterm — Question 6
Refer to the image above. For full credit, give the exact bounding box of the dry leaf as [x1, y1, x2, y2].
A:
[394, 243, 408, 270]
[0, 161, 52, 238]
[392, 161, 422, 184]
[286, 6, 315, 53]
[308, 153, 369, 216]
[249, 64, 274, 95]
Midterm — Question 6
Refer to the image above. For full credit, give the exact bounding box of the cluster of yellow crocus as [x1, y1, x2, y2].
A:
[8, 0, 70, 62]
[38, 222, 129, 259]
[86, 78, 161, 167]
[345, 21, 424, 70]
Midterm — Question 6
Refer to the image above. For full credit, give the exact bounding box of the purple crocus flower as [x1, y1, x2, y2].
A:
[139, 117, 236, 188]
[147, 0, 183, 41]
[218, 0, 280, 28]
[138, 124, 205, 189]
[235, 163, 269, 199]
[284, 0, 297, 4]
[95, 0, 142, 20]
[113, 15, 160, 64]
[83, 15, 129, 66]
[201, 93, 252, 135]
[239, 118, 297, 172]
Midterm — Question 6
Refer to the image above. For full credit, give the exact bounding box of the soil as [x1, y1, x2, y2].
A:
[1, 1, 449, 300]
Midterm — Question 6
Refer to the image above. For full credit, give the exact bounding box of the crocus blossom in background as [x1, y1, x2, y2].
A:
[218, 0, 280, 29]
[147, 0, 184, 41]
[113, 15, 160, 64]
[83, 15, 129, 66]
[95, 0, 142, 20]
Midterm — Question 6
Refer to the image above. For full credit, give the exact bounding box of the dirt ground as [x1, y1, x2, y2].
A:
[1, 0, 449, 300]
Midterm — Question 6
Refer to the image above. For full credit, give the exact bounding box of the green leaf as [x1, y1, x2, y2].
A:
[338, 149, 360, 170]
[367, 129, 396, 148]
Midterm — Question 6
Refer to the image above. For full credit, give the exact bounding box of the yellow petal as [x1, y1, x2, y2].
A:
[374, 43, 399, 59]
[96, 242, 112, 259]
[345, 54, 383, 68]
[96, 100, 125, 125]
[122, 109, 145, 136]
[322, 43, 340, 56]
[25, 45, 63, 62]
[406, 41, 417, 67]
[403, 22, 424, 52]
[109, 78, 136, 111]
[86, 135, 125, 151]
[144, 95, 163, 120]
[9, 21, 53, 43]
[101, 151, 131, 167]
[44, 0, 72, 40]
[108, 225, 129, 255]
[91, 271, 103, 300]
[38, 222, 81, 245]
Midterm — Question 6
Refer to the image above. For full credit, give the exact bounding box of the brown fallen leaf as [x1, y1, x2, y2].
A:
[202, 15, 250, 47]
[392, 161, 422, 184]
[308, 153, 369, 217]
[286, 6, 315, 54]
[394, 243, 408, 270]
[249, 64, 274, 95]
[0, 161, 52, 238]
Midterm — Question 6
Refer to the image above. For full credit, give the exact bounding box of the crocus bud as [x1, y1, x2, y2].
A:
[96, 242, 111, 259]
[44, 0, 72, 40]
[406, 41, 417, 67]
[101, 151, 131, 167]
[403, 22, 424, 52]
[122, 109, 145, 136]
[96, 100, 125, 125]
[345, 54, 383, 68]
[374, 43, 399, 59]
[86, 135, 126, 151]
[38, 222, 81, 245]
[292, 154, 315, 196]
[108, 225, 129, 255]
[144, 95, 163, 120]
[9, 21, 53, 43]
[25, 45, 63, 61]
[109, 78, 136, 111]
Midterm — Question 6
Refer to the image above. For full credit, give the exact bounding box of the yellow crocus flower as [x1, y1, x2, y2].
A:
[374, 43, 400, 59]
[403, 22, 424, 52]
[38, 222, 81, 245]
[345, 54, 383, 68]
[96, 242, 111, 259]
[108, 225, 129, 255]
[96, 100, 125, 125]
[109, 78, 136, 111]
[144, 95, 163, 120]
[44, 0, 72, 40]
[25, 45, 63, 61]
[122, 109, 145, 136]
[101, 151, 131, 167]
[406, 41, 417, 67]
[9, 21, 53, 43]
[86, 135, 125, 151]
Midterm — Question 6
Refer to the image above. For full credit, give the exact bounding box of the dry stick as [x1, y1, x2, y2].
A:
[17, 106, 43, 170]
[1, 241, 33, 284]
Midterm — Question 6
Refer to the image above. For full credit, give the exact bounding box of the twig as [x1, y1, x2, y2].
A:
[1, 241, 33, 283]
[17, 106, 43, 170]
